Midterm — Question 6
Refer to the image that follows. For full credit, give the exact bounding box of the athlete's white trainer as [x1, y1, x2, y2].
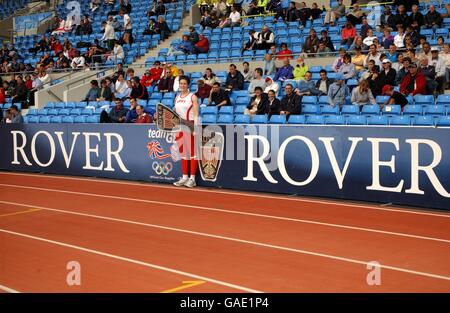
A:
[184, 178, 196, 188]
[174, 177, 189, 187]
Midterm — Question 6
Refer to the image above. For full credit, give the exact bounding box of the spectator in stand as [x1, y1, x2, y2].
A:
[194, 33, 209, 54]
[10, 76, 26, 106]
[280, 83, 301, 116]
[120, 9, 133, 45]
[144, 18, 157, 35]
[229, 5, 241, 26]
[293, 57, 308, 81]
[315, 70, 333, 96]
[135, 105, 152, 123]
[195, 78, 211, 102]
[424, 5, 443, 30]
[395, 56, 411, 85]
[418, 42, 432, 62]
[29, 35, 49, 55]
[121, 0, 132, 14]
[245, 86, 268, 116]
[264, 53, 276, 76]
[9, 105, 23, 123]
[173, 69, 185, 92]
[267, 0, 284, 20]
[364, 44, 382, 68]
[130, 76, 149, 100]
[341, 22, 356, 49]
[359, 17, 372, 39]
[332, 48, 346, 72]
[155, 16, 171, 40]
[391, 4, 410, 30]
[386, 44, 398, 63]
[274, 59, 294, 82]
[141, 70, 154, 88]
[125, 97, 138, 123]
[327, 73, 349, 108]
[319, 29, 335, 52]
[410, 4, 424, 31]
[97, 79, 113, 101]
[158, 70, 174, 94]
[203, 68, 220, 86]
[167, 35, 194, 56]
[76, 15, 93, 35]
[108, 41, 125, 63]
[209, 82, 231, 106]
[150, 60, 163, 83]
[324, 0, 345, 26]
[101, 98, 128, 123]
[393, 26, 405, 50]
[380, 28, 394, 50]
[248, 68, 265, 97]
[188, 26, 199, 45]
[242, 62, 253, 82]
[351, 79, 376, 107]
[379, 5, 394, 30]
[114, 74, 129, 99]
[418, 58, 436, 81]
[362, 29, 378, 49]
[101, 21, 116, 51]
[367, 65, 384, 97]
[338, 54, 356, 80]
[255, 26, 275, 50]
[264, 76, 279, 95]
[285, 2, 299, 23]
[400, 62, 427, 95]
[440, 44, 450, 88]
[352, 46, 365, 71]
[431, 48, 446, 92]
[148, 0, 166, 17]
[296, 71, 321, 96]
[200, 11, 213, 29]
[317, 42, 332, 57]
[381, 85, 409, 110]
[276, 43, 293, 60]
[84, 80, 100, 101]
[298, 2, 311, 27]
[225, 63, 244, 91]
[346, 3, 365, 26]
[0, 82, 5, 104]
[302, 28, 319, 56]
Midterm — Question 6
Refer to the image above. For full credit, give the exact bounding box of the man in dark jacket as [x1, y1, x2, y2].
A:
[101, 99, 129, 123]
[315, 70, 334, 95]
[209, 82, 231, 106]
[379, 59, 397, 87]
[280, 83, 301, 116]
[225, 64, 244, 91]
[424, 5, 443, 30]
[130, 77, 149, 100]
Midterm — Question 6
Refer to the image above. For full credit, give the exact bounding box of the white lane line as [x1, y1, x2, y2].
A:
[0, 284, 20, 293]
[1, 171, 448, 218]
[0, 229, 262, 293]
[0, 185, 449, 244]
[1, 201, 449, 282]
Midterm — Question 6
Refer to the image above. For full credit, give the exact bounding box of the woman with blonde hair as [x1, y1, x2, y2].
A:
[351, 79, 376, 107]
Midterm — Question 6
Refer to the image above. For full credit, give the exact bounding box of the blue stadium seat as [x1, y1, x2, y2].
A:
[50, 116, 62, 123]
[81, 108, 93, 115]
[436, 94, 450, 105]
[302, 96, 317, 105]
[318, 96, 329, 105]
[201, 114, 217, 124]
[346, 115, 367, 125]
[375, 96, 389, 105]
[361, 105, 380, 115]
[414, 95, 434, 105]
[74, 116, 87, 123]
[251, 114, 269, 124]
[76, 101, 88, 108]
[341, 105, 360, 115]
[403, 105, 423, 116]
[306, 115, 325, 125]
[70, 109, 82, 116]
[234, 114, 250, 124]
[62, 116, 74, 123]
[235, 97, 248, 105]
[59, 108, 70, 115]
[287, 115, 306, 124]
[436, 116, 450, 126]
[39, 116, 51, 123]
[325, 115, 346, 125]
[201, 106, 218, 115]
[270, 115, 287, 124]
[217, 114, 233, 124]
[28, 116, 39, 123]
[234, 105, 247, 114]
[424, 105, 446, 116]
[27, 108, 38, 115]
[55, 102, 65, 109]
[37, 109, 48, 116]
[219, 106, 234, 115]
[86, 115, 100, 123]
[303, 104, 320, 115]
[321, 105, 340, 115]
[389, 116, 411, 126]
[367, 116, 389, 125]
[382, 105, 401, 115]
[413, 116, 435, 126]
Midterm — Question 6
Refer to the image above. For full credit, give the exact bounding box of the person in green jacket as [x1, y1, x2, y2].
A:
[257, 0, 268, 14]
[293, 57, 309, 81]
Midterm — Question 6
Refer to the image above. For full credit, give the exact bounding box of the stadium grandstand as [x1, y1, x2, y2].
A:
[0, 0, 449, 297]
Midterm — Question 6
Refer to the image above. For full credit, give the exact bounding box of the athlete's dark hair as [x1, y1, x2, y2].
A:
[179, 75, 191, 85]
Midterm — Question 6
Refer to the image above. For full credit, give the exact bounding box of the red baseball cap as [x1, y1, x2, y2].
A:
[381, 85, 392, 96]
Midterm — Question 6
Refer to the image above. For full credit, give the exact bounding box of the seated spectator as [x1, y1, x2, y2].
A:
[0, 83, 5, 104]
[296, 71, 321, 96]
[319, 29, 335, 52]
[380, 28, 394, 50]
[97, 79, 113, 101]
[424, 5, 443, 30]
[359, 17, 372, 39]
[195, 78, 211, 101]
[188, 26, 199, 45]
[327, 73, 349, 108]
[85, 80, 100, 102]
[148, 0, 166, 17]
[392, 53, 404, 72]
[150, 61, 163, 83]
[9, 104, 23, 123]
[100, 99, 128, 123]
[194, 34, 209, 54]
[393, 26, 405, 49]
[362, 29, 378, 49]
[218, 17, 232, 28]
[267, 89, 281, 116]
[90, 0, 101, 13]
[141, 70, 154, 88]
[100, 20, 116, 51]
[208, 82, 230, 106]
[351, 79, 376, 107]
[11, 76, 27, 105]
[143, 18, 157, 35]
[243, 30, 258, 51]
[245, 86, 268, 116]
[341, 22, 356, 49]
[302, 28, 319, 56]
[248, 68, 265, 97]
[243, 62, 254, 83]
[29, 35, 49, 55]
[130, 76, 149, 100]
[379, 59, 397, 86]
[114, 74, 130, 99]
[203, 68, 220, 86]
[76, 15, 93, 35]
[352, 46, 365, 71]
[332, 48, 346, 72]
[381, 85, 409, 111]
[246, 0, 260, 16]
[225, 64, 244, 91]
[135, 105, 152, 123]
[276, 43, 293, 60]
[229, 5, 241, 26]
[293, 57, 309, 80]
[379, 5, 394, 30]
[200, 11, 213, 29]
[419, 57, 436, 81]
[315, 70, 333, 96]
[309, 2, 324, 20]
[255, 26, 275, 50]
[280, 84, 301, 116]
[264, 76, 279, 95]
[108, 41, 125, 63]
[155, 16, 171, 40]
[324, 0, 345, 26]
[264, 53, 276, 76]
[167, 35, 194, 56]
[173, 69, 185, 92]
[158, 70, 174, 94]
[440, 44, 450, 88]
[367, 65, 384, 97]
[364, 44, 381, 68]
[346, 3, 365, 26]
[418, 42, 432, 62]
[274, 59, 294, 82]
[385, 44, 398, 63]
[338, 53, 356, 80]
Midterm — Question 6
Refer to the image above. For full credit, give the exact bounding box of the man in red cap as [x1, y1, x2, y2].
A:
[381, 85, 409, 111]
[399, 63, 426, 96]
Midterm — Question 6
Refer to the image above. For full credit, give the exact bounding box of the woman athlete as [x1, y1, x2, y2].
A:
[172, 75, 199, 188]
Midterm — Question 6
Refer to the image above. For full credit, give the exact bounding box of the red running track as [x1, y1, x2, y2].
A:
[0, 171, 449, 292]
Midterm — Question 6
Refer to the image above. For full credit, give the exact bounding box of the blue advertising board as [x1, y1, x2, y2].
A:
[0, 124, 449, 210]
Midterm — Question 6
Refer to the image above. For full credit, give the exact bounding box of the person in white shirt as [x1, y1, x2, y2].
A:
[439, 43, 450, 87]
[229, 5, 241, 26]
[394, 26, 406, 49]
[172, 69, 185, 92]
[363, 44, 381, 68]
[114, 74, 130, 99]
[431, 47, 446, 92]
[100, 21, 116, 51]
[71, 51, 85, 69]
[264, 76, 280, 96]
[362, 29, 377, 49]
[108, 41, 125, 63]
[255, 25, 275, 50]
[120, 9, 133, 45]
[38, 70, 51, 87]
